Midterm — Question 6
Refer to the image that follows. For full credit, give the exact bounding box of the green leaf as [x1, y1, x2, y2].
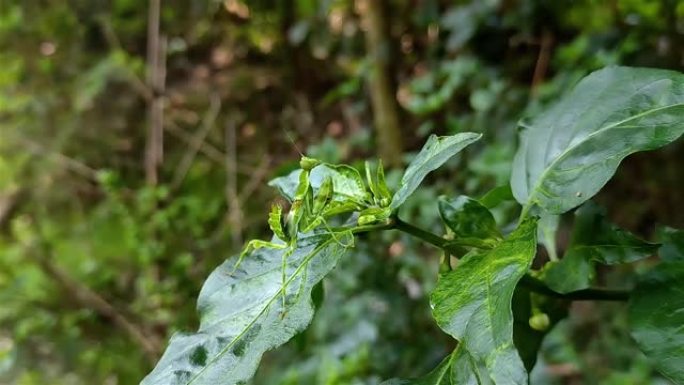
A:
[544, 202, 659, 293]
[438, 196, 502, 248]
[479, 185, 513, 209]
[269, 163, 370, 204]
[269, 169, 302, 202]
[391, 133, 482, 211]
[430, 218, 538, 385]
[511, 66, 684, 214]
[658, 226, 684, 262]
[629, 261, 684, 383]
[537, 214, 559, 261]
[381, 354, 454, 385]
[140, 233, 351, 385]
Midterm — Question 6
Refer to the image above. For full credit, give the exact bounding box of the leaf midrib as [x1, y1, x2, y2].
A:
[525, 102, 684, 208]
[187, 238, 336, 384]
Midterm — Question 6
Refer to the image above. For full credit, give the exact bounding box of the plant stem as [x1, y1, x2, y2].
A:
[393, 218, 451, 251]
[392, 218, 630, 302]
[519, 275, 630, 301]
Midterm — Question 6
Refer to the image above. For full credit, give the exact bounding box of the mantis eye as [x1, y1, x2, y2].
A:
[300, 156, 321, 171]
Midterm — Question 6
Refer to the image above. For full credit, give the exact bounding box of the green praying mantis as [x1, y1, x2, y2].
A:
[232, 155, 394, 305]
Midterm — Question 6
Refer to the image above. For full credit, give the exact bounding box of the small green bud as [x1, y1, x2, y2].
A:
[529, 313, 550, 331]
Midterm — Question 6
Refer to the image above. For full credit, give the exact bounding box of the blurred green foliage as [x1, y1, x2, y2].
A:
[0, 0, 682, 384]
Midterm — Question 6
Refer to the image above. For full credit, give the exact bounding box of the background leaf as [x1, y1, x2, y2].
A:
[629, 261, 684, 383]
[438, 195, 502, 248]
[140, 233, 351, 385]
[544, 202, 659, 293]
[511, 66, 684, 214]
[479, 185, 514, 209]
[381, 354, 454, 385]
[658, 227, 684, 262]
[430, 218, 538, 385]
[390, 133, 481, 211]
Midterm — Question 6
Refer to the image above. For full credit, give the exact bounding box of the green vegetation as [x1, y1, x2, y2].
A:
[1, 1, 683, 385]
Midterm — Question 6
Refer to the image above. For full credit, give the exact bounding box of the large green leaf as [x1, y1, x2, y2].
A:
[511, 66, 684, 214]
[629, 261, 684, 384]
[438, 196, 502, 249]
[390, 133, 481, 211]
[140, 233, 351, 385]
[430, 218, 538, 385]
[544, 202, 659, 293]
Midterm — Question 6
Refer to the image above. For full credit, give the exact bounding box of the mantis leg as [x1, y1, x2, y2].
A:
[301, 216, 355, 248]
[281, 243, 296, 310]
[231, 239, 287, 274]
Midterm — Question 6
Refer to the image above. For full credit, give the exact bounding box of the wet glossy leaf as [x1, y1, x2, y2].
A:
[431, 218, 538, 385]
[511, 66, 684, 214]
[140, 233, 352, 385]
[438, 196, 501, 248]
[629, 261, 684, 383]
[391, 133, 481, 211]
[544, 202, 659, 293]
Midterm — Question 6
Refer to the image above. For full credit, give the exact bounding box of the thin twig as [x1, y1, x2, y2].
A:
[31, 243, 161, 363]
[171, 94, 221, 189]
[225, 115, 243, 245]
[98, 17, 153, 102]
[19, 138, 99, 181]
[237, 155, 271, 205]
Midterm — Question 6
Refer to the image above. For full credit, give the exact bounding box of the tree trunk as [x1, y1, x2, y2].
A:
[360, 0, 403, 167]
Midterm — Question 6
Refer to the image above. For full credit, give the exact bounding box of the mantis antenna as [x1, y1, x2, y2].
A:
[281, 127, 305, 158]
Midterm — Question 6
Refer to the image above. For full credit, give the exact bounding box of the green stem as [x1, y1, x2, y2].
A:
[519, 275, 630, 302]
[394, 218, 451, 251]
[392, 218, 630, 302]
